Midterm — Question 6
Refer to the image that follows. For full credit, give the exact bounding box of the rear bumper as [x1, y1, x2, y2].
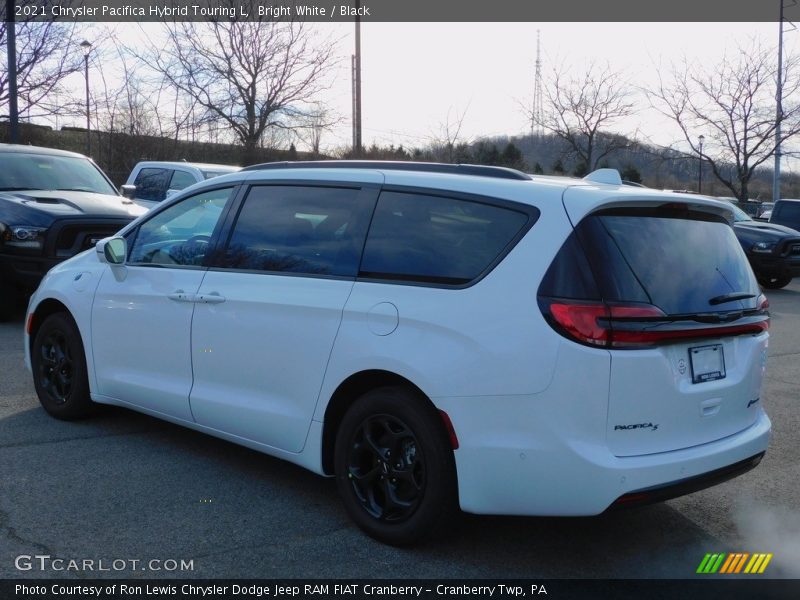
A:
[608, 451, 765, 509]
[437, 392, 771, 516]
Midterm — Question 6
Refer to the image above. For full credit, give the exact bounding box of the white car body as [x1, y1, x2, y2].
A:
[25, 165, 770, 535]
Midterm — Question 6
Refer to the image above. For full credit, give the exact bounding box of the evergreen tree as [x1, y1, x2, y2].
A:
[500, 143, 525, 169]
[620, 164, 643, 184]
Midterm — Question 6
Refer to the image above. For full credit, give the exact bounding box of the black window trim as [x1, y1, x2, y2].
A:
[355, 184, 540, 290]
[205, 180, 381, 281]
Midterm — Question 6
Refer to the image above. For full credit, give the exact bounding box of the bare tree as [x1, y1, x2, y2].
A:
[0, 15, 83, 120]
[647, 43, 800, 202]
[521, 62, 636, 172]
[293, 102, 339, 158]
[137, 7, 336, 164]
[430, 106, 471, 163]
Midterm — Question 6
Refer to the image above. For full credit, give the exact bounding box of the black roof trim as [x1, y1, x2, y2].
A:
[241, 160, 532, 181]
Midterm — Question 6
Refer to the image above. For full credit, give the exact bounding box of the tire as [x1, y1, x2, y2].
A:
[31, 312, 94, 420]
[758, 274, 792, 289]
[0, 283, 19, 322]
[334, 386, 459, 545]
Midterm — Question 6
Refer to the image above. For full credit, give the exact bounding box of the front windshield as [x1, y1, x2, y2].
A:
[729, 205, 752, 222]
[0, 153, 117, 195]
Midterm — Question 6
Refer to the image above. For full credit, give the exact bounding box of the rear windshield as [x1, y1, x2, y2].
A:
[0, 152, 117, 195]
[542, 206, 760, 315]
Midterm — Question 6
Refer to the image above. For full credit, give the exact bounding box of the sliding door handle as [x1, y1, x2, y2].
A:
[196, 292, 226, 304]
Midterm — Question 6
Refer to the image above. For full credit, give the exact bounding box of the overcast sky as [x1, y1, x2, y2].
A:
[61, 21, 799, 167]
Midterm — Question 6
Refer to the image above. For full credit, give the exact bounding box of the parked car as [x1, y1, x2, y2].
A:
[25, 162, 771, 545]
[769, 198, 800, 232]
[0, 144, 146, 320]
[730, 203, 800, 289]
[122, 161, 240, 208]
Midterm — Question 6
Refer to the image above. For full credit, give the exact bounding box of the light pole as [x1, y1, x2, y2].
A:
[698, 135, 705, 194]
[80, 40, 92, 156]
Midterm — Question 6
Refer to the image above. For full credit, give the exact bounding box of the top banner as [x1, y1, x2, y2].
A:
[3, 0, 793, 23]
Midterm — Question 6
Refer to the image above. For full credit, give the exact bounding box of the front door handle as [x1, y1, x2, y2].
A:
[196, 292, 226, 304]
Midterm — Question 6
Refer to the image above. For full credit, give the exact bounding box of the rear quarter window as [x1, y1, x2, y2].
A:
[773, 202, 800, 226]
[359, 190, 531, 286]
[575, 207, 760, 314]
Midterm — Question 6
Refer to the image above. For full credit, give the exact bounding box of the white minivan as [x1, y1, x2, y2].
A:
[25, 162, 771, 545]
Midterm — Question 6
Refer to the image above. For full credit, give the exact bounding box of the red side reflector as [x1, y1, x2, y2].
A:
[25, 313, 34, 335]
[438, 410, 459, 450]
[613, 492, 650, 505]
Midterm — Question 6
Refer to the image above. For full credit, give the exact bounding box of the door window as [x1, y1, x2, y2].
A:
[218, 185, 373, 277]
[128, 187, 234, 266]
[133, 168, 172, 202]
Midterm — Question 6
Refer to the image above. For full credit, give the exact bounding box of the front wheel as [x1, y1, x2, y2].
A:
[758, 274, 792, 289]
[31, 312, 94, 420]
[334, 386, 459, 545]
[0, 281, 20, 322]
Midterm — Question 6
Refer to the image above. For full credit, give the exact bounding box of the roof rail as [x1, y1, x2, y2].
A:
[241, 160, 532, 181]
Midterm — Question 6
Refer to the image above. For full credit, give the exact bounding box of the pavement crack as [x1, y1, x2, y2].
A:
[768, 351, 800, 358]
[0, 428, 169, 450]
[0, 505, 56, 559]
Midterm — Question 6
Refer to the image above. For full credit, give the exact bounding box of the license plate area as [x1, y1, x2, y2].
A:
[689, 344, 726, 384]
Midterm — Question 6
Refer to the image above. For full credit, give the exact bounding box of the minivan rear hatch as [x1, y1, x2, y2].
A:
[543, 193, 769, 457]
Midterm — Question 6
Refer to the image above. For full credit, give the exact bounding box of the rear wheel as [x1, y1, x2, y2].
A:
[334, 386, 458, 545]
[758, 274, 792, 289]
[31, 312, 94, 420]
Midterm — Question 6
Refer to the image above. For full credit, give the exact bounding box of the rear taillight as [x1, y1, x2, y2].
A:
[542, 299, 768, 349]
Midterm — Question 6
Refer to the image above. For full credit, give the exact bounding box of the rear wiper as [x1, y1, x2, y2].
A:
[708, 292, 756, 306]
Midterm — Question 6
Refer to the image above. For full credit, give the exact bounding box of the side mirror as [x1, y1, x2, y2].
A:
[120, 184, 137, 199]
[96, 237, 127, 265]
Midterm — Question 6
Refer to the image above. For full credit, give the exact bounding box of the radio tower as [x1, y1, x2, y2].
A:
[531, 30, 544, 137]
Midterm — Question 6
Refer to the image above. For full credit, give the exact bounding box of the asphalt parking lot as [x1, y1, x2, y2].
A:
[1, 282, 798, 580]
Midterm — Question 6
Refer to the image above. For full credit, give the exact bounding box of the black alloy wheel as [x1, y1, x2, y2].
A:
[346, 414, 425, 522]
[32, 313, 93, 419]
[335, 386, 458, 545]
